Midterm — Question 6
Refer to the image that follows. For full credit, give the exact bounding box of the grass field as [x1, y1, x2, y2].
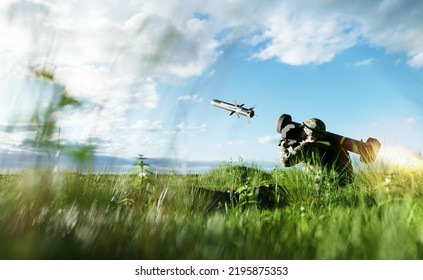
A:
[1, 161, 423, 260]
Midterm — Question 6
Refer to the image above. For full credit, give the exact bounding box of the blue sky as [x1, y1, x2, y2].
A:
[1, 0, 423, 172]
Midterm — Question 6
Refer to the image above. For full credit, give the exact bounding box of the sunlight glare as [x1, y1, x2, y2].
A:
[376, 146, 423, 170]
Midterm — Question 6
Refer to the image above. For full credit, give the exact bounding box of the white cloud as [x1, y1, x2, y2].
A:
[250, 0, 423, 68]
[253, 4, 360, 65]
[57, 108, 125, 144]
[56, 110, 168, 156]
[175, 122, 207, 132]
[355, 58, 373, 66]
[0, 129, 31, 153]
[132, 78, 160, 109]
[178, 94, 203, 103]
[131, 120, 164, 132]
[330, 1, 423, 68]
[406, 116, 422, 130]
[115, 5, 222, 79]
[406, 116, 422, 124]
[257, 135, 280, 145]
[2, 0, 423, 80]
[408, 52, 423, 69]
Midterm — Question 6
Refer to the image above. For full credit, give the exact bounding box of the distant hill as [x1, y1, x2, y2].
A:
[1, 151, 262, 174]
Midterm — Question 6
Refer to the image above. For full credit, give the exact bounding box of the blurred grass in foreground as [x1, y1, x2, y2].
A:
[1, 162, 423, 260]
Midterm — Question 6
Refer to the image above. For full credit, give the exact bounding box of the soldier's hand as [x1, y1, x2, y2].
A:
[280, 140, 290, 148]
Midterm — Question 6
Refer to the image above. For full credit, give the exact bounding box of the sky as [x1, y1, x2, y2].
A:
[1, 0, 423, 172]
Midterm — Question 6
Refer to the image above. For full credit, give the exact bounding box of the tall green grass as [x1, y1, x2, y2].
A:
[1, 162, 423, 259]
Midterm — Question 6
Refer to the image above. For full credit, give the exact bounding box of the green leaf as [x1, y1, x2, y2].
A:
[129, 169, 141, 175]
[30, 67, 55, 81]
[59, 90, 82, 107]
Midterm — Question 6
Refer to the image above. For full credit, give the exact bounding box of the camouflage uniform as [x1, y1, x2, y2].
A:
[280, 118, 353, 186]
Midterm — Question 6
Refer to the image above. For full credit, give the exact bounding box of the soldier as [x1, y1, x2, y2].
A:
[280, 118, 353, 186]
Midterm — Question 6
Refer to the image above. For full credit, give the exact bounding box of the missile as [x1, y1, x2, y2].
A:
[211, 99, 256, 121]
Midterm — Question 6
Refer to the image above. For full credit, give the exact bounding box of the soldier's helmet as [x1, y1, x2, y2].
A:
[302, 118, 326, 138]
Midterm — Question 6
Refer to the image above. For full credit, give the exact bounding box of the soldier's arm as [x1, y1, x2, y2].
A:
[279, 146, 291, 166]
[280, 143, 306, 167]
